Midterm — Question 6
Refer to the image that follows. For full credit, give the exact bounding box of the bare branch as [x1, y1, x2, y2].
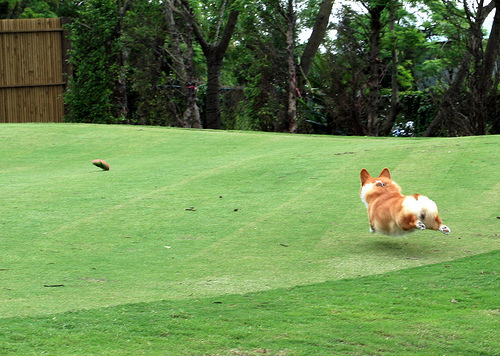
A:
[213, 0, 228, 45]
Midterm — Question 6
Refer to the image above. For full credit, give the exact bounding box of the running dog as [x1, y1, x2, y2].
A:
[360, 168, 450, 236]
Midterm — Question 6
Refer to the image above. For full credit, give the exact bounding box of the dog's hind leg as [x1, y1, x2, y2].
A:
[398, 214, 426, 231]
[439, 225, 450, 234]
[423, 213, 450, 234]
[415, 221, 426, 230]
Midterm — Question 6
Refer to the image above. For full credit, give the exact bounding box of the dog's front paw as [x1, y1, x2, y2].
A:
[440, 225, 450, 234]
[415, 221, 426, 230]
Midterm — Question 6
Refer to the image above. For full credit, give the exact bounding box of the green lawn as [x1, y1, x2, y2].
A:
[0, 124, 499, 354]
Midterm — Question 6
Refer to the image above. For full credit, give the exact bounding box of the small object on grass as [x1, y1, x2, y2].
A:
[92, 159, 110, 171]
[44, 284, 65, 287]
[185, 207, 196, 211]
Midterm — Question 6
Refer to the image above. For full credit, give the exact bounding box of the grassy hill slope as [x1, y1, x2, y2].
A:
[2, 251, 498, 355]
[0, 124, 498, 354]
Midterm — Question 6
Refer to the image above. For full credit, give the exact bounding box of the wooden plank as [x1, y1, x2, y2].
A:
[0, 29, 63, 33]
[0, 83, 66, 89]
[0, 18, 62, 31]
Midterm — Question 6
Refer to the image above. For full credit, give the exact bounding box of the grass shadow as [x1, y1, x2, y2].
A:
[360, 238, 435, 260]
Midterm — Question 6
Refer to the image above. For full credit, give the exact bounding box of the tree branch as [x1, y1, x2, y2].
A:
[299, 0, 334, 78]
[216, 9, 240, 53]
[213, 0, 228, 45]
[179, 0, 211, 53]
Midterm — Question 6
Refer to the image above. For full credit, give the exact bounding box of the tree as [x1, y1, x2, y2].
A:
[279, 0, 335, 132]
[293, 0, 335, 132]
[234, 0, 334, 133]
[364, 0, 389, 136]
[180, 0, 240, 129]
[116, 0, 131, 120]
[164, 0, 201, 128]
[16, 0, 497, 136]
[228, 0, 289, 132]
[2, 0, 56, 18]
[65, 0, 125, 123]
[285, 0, 299, 133]
[379, 2, 403, 136]
[299, 0, 334, 79]
[467, 0, 500, 135]
[306, 6, 369, 135]
[424, 0, 498, 136]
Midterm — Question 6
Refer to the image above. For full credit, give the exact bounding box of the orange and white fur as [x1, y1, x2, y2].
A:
[360, 168, 450, 236]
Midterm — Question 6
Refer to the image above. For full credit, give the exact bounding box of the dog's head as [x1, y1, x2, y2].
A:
[360, 168, 391, 186]
[360, 168, 401, 206]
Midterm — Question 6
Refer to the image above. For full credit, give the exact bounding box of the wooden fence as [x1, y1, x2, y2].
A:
[0, 18, 69, 123]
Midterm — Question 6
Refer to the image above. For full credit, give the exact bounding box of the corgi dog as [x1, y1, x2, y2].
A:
[360, 168, 450, 236]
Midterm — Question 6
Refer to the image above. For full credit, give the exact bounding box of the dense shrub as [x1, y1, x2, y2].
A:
[64, 0, 123, 124]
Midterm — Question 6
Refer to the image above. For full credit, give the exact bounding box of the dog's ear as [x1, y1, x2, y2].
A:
[379, 167, 391, 179]
[360, 169, 371, 185]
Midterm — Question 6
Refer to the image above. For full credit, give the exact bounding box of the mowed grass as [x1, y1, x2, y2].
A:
[2, 252, 499, 355]
[0, 124, 499, 354]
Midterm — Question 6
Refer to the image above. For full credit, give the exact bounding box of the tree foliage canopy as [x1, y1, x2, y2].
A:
[3, 0, 499, 135]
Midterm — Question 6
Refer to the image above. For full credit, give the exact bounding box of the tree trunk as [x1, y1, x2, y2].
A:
[8, 0, 28, 18]
[165, 0, 201, 128]
[366, 5, 385, 136]
[286, 0, 298, 133]
[182, 19, 202, 128]
[469, 0, 500, 134]
[205, 49, 224, 129]
[425, 0, 497, 136]
[423, 53, 472, 137]
[380, 4, 402, 136]
[299, 0, 334, 79]
[116, 0, 131, 122]
[187, 0, 240, 129]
